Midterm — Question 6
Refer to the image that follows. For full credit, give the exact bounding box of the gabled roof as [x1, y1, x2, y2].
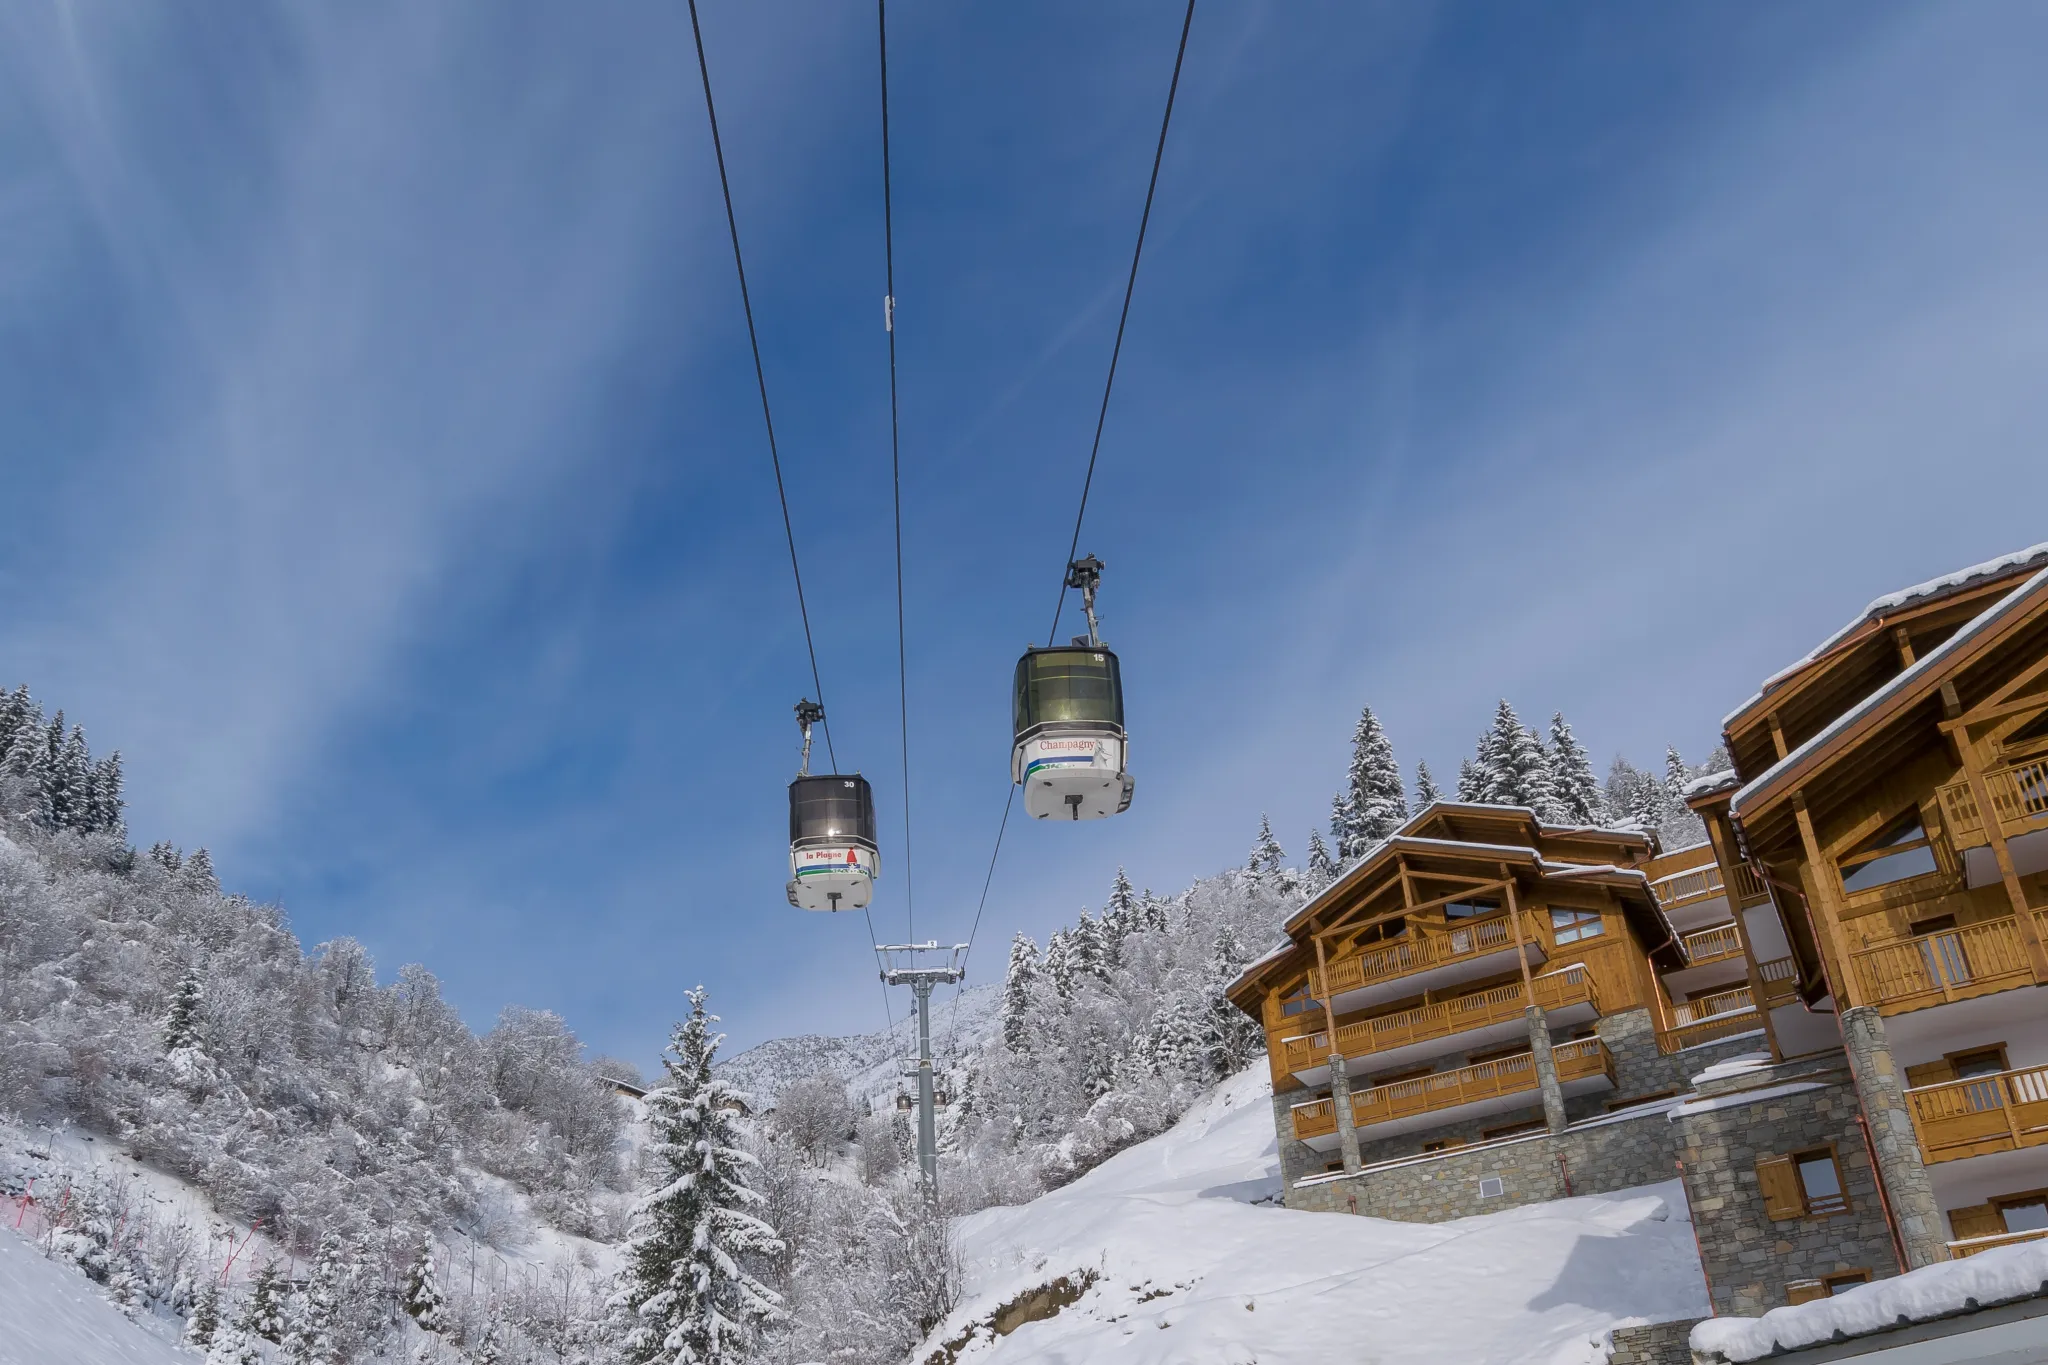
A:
[1732, 565, 2048, 824]
[1722, 542, 2048, 732]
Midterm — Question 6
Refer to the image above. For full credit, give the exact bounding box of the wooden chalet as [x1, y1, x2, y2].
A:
[1228, 803, 1781, 1186]
[1712, 543, 2048, 1268]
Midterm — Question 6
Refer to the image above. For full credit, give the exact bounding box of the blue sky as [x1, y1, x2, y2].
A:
[5, 2, 2047, 1068]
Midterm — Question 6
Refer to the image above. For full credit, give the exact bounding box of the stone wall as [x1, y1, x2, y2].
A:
[1671, 1063, 1902, 1317]
[1270, 1087, 1324, 1189]
[1609, 1320, 1699, 1365]
[1286, 1104, 1687, 1220]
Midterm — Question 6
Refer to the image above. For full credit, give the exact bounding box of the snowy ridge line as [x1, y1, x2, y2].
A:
[1691, 1241, 2048, 1362]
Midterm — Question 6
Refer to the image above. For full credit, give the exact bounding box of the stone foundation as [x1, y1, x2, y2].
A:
[1609, 1320, 1700, 1365]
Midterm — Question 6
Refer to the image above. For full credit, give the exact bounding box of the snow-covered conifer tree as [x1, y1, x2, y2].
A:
[281, 1232, 348, 1365]
[205, 1316, 262, 1365]
[1247, 815, 1285, 878]
[1456, 756, 1484, 802]
[1203, 927, 1265, 1078]
[1472, 700, 1557, 813]
[1140, 889, 1169, 934]
[244, 1260, 288, 1344]
[401, 1241, 448, 1332]
[1545, 713, 1606, 825]
[1000, 935, 1039, 1053]
[1303, 831, 1338, 892]
[1104, 868, 1137, 934]
[1664, 746, 1691, 803]
[1413, 760, 1443, 811]
[185, 1279, 222, 1350]
[1042, 930, 1073, 998]
[1336, 705, 1406, 858]
[163, 970, 205, 1053]
[1068, 911, 1106, 983]
[614, 987, 783, 1365]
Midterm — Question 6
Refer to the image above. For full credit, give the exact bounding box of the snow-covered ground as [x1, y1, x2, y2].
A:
[718, 982, 1001, 1110]
[0, 1225, 194, 1365]
[930, 1064, 1711, 1365]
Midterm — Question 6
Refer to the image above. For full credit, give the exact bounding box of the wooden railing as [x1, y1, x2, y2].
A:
[1350, 1038, 1613, 1132]
[1657, 987, 1760, 1054]
[1310, 913, 1534, 999]
[1277, 968, 1598, 1076]
[1849, 914, 2047, 1013]
[1681, 922, 1745, 966]
[1937, 757, 2048, 850]
[1729, 862, 1769, 905]
[1948, 1227, 2048, 1259]
[1757, 955, 1801, 1007]
[1652, 862, 1726, 912]
[1908, 1063, 2048, 1164]
[1291, 1040, 1613, 1141]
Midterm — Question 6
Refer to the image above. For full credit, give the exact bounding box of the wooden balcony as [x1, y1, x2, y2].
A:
[1277, 968, 1598, 1081]
[1681, 922, 1746, 967]
[1908, 1063, 2048, 1164]
[1849, 913, 2048, 1014]
[1309, 912, 1546, 1012]
[1936, 757, 2048, 851]
[1757, 955, 1802, 1008]
[1948, 1227, 2048, 1259]
[1652, 861, 1727, 914]
[1291, 1039, 1615, 1147]
[1656, 986, 1761, 1054]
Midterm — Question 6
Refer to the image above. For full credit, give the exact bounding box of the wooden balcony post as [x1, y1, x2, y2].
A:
[1503, 869, 1566, 1133]
[1791, 791, 1864, 1010]
[1312, 933, 1360, 1172]
[1951, 725, 2048, 978]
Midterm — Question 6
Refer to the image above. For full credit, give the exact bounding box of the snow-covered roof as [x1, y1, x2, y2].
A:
[1733, 565, 2048, 819]
[1690, 1239, 2048, 1362]
[1681, 768, 1739, 801]
[1723, 541, 2048, 730]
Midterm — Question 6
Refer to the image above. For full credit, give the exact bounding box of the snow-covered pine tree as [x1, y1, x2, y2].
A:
[471, 1318, 504, 1365]
[49, 723, 90, 829]
[185, 1279, 222, 1350]
[1545, 713, 1606, 825]
[205, 1316, 262, 1365]
[1664, 746, 1691, 803]
[182, 847, 220, 893]
[147, 840, 183, 872]
[1000, 935, 1039, 1053]
[83, 752, 125, 834]
[0, 685, 35, 755]
[1068, 911, 1106, 983]
[1328, 791, 1358, 862]
[1042, 930, 1073, 998]
[1203, 927, 1265, 1078]
[1303, 831, 1338, 892]
[1104, 868, 1138, 933]
[1338, 705, 1407, 857]
[1472, 700, 1559, 814]
[1140, 889, 1169, 933]
[244, 1260, 288, 1344]
[401, 1242, 448, 1332]
[163, 970, 205, 1053]
[1456, 755, 1484, 802]
[615, 987, 783, 1365]
[1607, 756, 1668, 832]
[281, 1231, 348, 1365]
[1413, 760, 1443, 811]
[1247, 815, 1285, 879]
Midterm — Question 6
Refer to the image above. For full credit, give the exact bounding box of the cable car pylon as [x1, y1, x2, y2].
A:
[1011, 556, 1134, 821]
[787, 700, 880, 912]
[875, 941, 967, 1198]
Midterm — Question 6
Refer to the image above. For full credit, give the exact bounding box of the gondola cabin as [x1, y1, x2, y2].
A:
[787, 773, 879, 911]
[1011, 645, 1133, 820]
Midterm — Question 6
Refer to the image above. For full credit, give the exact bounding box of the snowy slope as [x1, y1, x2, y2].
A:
[718, 982, 1001, 1108]
[0, 1228, 194, 1365]
[930, 1064, 1710, 1365]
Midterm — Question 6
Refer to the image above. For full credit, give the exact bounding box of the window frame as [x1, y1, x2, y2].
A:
[1549, 906, 1606, 946]
[1836, 806, 1943, 896]
[1792, 1145, 1851, 1216]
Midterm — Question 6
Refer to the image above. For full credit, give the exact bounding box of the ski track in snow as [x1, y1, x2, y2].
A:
[0, 1225, 195, 1365]
[932, 1064, 1711, 1365]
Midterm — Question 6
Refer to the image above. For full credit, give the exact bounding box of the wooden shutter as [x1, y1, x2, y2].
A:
[1949, 1203, 2003, 1242]
[1906, 1059, 1958, 1088]
[1757, 1155, 1805, 1220]
[1785, 1281, 1829, 1306]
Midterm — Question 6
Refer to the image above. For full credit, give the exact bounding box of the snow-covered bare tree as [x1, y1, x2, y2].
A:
[772, 1072, 853, 1166]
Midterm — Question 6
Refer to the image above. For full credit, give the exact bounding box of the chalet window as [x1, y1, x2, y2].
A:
[1999, 707, 2048, 758]
[1758, 1147, 1849, 1218]
[1997, 1193, 2048, 1234]
[1838, 811, 1940, 893]
[1444, 897, 1501, 921]
[1550, 907, 1605, 945]
[1953, 1046, 2009, 1080]
[1787, 1270, 1870, 1304]
[1279, 978, 1320, 1018]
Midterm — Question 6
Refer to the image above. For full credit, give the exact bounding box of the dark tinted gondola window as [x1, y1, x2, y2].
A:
[1014, 649, 1124, 735]
[790, 776, 876, 845]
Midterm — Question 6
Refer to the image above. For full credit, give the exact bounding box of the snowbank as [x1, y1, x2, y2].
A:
[931, 1064, 1710, 1365]
[0, 1227, 195, 1364]
[1690, 1241, 2048, 1362]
